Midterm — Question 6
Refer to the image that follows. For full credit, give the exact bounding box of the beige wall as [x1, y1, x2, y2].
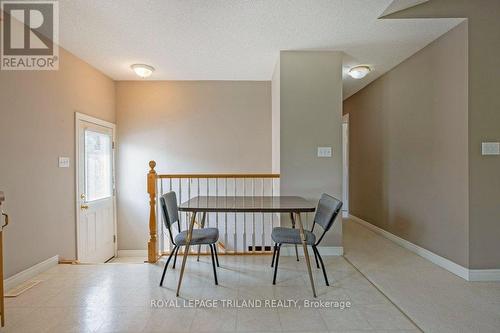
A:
[271, 60, 281, 174]
[384, 0, 500, 270]
[278, 51, 344, 247]
[115, 81, 272, 250]
[344, 22, 469, 266]
[0, 48, 115, 277]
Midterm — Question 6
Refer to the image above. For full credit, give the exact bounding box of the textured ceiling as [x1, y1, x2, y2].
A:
[379, 0, 429, 17]
[58, 0, 463, 98]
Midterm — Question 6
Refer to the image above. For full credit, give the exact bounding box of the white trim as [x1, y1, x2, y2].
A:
[342, 115, 349, 212]
[468, 270, 500, 282]
[117, 250, 148, 257]
[75, 112, 116, 129]
[281, 246, 343, 256]
[349, 215, 500, 281]
[350, 215, 469, 279]
[75, 112, 118, 262]
[4, 255, 59, 292]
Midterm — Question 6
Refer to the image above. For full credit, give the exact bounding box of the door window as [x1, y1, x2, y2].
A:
[84, 129, 112, 201]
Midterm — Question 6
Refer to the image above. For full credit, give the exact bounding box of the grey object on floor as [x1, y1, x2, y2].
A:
[159, 191, 220, 287]
[271, 193, 342, 286]
[271, 227, 316, 245]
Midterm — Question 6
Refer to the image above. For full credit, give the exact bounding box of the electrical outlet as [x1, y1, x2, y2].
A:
[58, 157, 70, 168]
[482, 142, 500, 156]
[317, 147, 332, 158]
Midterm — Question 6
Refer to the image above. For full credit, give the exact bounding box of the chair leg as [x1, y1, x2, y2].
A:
[172, 246, 180, 269]
[272, 244, 281, 285]
[271, 243, 277, 267]
[160, 246, 177, 286]
[313, 246, 320, 269]
[213, 243, 220, 267]
[209, 244, 218, 285]
[314, 246, 329, 286]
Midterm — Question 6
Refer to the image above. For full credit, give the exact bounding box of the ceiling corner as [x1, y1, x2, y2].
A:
[378, 0, 429, 18]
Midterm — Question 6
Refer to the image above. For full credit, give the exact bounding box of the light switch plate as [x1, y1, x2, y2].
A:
[482, 142, 500, 155]
[58, 157, 70, 168]
[317, 147, 332, 158]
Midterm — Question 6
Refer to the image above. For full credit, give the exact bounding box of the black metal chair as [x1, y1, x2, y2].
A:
[159, 191, 220, 286]
[271, 193, 342, 286]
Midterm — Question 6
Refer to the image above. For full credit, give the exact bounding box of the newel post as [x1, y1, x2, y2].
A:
[147, 160, 158, 263]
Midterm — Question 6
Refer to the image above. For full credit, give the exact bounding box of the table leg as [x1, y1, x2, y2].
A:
[295, 212, 316, 298]
[196, 212, 207, 261]
[289, 213, 299, 261]
[176, 211, 197, 297]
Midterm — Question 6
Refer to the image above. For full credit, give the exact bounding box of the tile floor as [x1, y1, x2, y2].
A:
[343, 217, 500, 333]
[1, 251, 417, 332]
[108, 257, 146, 264]
[3, 218, 498, 332]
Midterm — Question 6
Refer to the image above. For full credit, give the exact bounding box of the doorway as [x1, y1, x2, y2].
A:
[342, 114, 349, 213]
[75, 113, 116, 263]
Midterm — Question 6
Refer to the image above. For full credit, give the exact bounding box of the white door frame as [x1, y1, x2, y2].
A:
[75, 112, 117, 262]
[342, 113, 349, 213]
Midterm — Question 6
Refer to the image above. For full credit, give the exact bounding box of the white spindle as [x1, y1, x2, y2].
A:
[177, 178, 182, 230]
[158, 174, 279, 254]
[261, 178, 265, 253]
[224, 178, 228, 254]
[216, 179, 219, 232]
[233, 178, 237, 253]
[206, 178, 209, 228]
[243, 178, 246, 253]
[271, 178, 274, 233]
[159, 179, 164, 252]
[252, 179, 256, 253]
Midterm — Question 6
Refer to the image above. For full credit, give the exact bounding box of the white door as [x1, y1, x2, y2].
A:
[76, 114, 116, 263]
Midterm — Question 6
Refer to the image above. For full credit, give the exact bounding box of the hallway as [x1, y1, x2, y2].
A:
[343, 217, 500, 332]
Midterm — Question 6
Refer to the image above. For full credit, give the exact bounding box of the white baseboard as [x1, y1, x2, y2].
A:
[281, 246, 343, 256]
[349, 215, 500, 282]
[469, 269, 500, 282]
[117, 250, 147, 257]
[4, 255, 59, 292]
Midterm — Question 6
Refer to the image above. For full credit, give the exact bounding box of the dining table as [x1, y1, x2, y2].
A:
[176, 195, 318, 297]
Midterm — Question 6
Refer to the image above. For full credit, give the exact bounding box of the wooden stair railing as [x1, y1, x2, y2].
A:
[146, 160, 280, 263]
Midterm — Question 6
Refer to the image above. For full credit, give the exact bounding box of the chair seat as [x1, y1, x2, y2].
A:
[271, 227, 316, 245]
[175, 228, 219, 246]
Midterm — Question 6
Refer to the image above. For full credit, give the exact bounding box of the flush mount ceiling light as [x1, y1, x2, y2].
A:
[131, 64, 155, 78]
[348, 65, 371, 79]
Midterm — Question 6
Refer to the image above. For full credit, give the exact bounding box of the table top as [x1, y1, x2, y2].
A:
[178, 196, 316, 213]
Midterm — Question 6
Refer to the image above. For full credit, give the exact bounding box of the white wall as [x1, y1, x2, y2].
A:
[115, 81, 272, 250]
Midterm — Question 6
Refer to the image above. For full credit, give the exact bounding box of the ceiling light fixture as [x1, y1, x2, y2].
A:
[131, 64, 155, 78]
[348, 65, 371, 79]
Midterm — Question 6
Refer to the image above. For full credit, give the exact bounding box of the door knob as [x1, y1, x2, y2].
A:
[81, 205, 89, 210]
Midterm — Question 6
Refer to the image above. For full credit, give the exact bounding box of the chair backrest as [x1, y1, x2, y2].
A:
[160, 191, 180, 243]
[313, 194, 343, 236]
